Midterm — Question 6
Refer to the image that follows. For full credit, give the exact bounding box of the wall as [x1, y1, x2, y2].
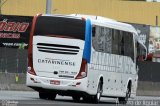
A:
[137, 61, 160, 96]
[52, 0, 160, 26]
[1, 0, 160, 26]
[1, 0, 46, 16]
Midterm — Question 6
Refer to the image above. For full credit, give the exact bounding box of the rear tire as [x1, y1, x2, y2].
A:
[93, 81, 103, 103]
[118, 88, 131, 104]
[39, 92, 47, 99]
[47, 93, 57, 100]
[83, 80, 103, 103]
[72, 95, 81, 102]
[39, 92, 56, 100]
[83, 96, 92, 103]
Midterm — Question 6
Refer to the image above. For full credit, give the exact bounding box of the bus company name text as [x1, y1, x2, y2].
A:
[38, 58, 75, 66]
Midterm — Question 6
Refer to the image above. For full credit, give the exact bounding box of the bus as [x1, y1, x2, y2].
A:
[26, 14, 147, 104]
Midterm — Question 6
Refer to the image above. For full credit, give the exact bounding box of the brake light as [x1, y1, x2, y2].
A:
[27, 14, 41, 75]
[28, 54, 36, 75]
[28, 66, 36, 75]
[75, 59, 88, 79]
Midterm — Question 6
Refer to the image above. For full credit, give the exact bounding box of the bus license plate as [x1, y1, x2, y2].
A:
[50, 80, 60, 85]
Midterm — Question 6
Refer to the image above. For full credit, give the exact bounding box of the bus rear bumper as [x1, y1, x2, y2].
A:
[26, 72, 88, 93]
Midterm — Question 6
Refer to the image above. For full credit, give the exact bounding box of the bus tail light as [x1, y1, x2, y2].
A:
[27, 66, 36, 75]
[75, 59, 88, 79]
[27, 14, 41, 76]
[28, 54, 36, 75]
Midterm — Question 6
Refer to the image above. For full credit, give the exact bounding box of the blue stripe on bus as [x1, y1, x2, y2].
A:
[83, 19, 91, 63]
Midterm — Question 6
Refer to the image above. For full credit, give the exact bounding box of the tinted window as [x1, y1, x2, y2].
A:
[92, 26, 134, 61]
[34, 16, 86, 40]
[112, 30, 121, 54]
[123, 32, 134, 60]
[92, 26, 112, 53]
[137, 42, 146, 59]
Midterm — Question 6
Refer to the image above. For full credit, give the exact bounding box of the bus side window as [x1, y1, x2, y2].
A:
[118, 31, 134, 61]
[92, 26, 104, 52]
[97, 27, 105, 52]
[92, 26, 106, 52]
[137, 42, 146, 61]
[92, 27, 95, 37]
[92, 26, 97, 51]
[92, 26, 112, 53]
[112, 29, 119, 54]
[124, 32, 134, 61]
[118, 31, 124, 55]
[104, 27, 112, 53]
[121, 36, 124, 55]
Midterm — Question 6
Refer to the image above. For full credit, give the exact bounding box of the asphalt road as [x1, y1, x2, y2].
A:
[0, 91, 160, 106]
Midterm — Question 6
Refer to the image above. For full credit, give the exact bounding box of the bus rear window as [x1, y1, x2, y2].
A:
[34, 16, 86, 40]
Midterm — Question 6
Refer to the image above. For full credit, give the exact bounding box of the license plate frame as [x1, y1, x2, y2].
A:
[50, 80, 60, 85]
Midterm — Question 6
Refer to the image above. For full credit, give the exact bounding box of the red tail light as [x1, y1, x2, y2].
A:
[28, 54, 36, 75]
[75, 59, 88, 79]
[27, 14, 41, 76]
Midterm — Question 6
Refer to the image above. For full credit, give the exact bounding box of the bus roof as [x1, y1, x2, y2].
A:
[43, 14, 137, 34]
[70, 14, 138, 35]
[43, 14, 82, 20]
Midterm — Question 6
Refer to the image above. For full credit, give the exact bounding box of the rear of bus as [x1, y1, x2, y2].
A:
[26, 15, 91, 97]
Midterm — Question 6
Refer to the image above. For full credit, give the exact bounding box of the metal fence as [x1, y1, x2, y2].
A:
[0, 47, 27, 73]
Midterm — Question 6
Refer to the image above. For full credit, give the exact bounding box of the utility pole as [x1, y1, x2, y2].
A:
[156, 16, 158, 26]
[46, 0, 52, 14]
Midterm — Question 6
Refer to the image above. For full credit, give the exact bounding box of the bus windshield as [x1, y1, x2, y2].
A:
[34, 16, 86, 40]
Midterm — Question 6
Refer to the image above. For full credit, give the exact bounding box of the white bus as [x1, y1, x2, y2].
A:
[26, 14, 147, 104]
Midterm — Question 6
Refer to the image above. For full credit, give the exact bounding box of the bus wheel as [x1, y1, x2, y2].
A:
[72, 95, 81, 102]
[39, 92, 56, 100]
[39, 92, 47, 99]
[83, 95, 92, 103]
[47, 93, 57, 100]
[93, 81, 103, 103]
[118, 88, 131, 104]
